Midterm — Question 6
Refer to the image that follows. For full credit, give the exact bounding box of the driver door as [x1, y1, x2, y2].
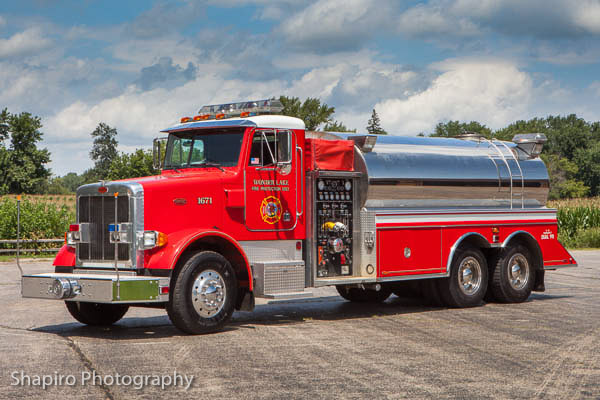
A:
[244, 129, 298, 231]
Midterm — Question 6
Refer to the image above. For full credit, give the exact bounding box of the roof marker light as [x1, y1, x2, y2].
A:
[215, 113, 225, 119]
[180, 117, 192, 123]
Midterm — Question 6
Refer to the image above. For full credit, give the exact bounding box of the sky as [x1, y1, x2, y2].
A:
[1, 0, 599, 176]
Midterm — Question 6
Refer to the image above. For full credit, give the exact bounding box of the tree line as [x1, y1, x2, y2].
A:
[1, 98, 599, 199]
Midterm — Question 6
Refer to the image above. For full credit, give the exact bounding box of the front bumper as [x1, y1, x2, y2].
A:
[22, 273, 169, 304]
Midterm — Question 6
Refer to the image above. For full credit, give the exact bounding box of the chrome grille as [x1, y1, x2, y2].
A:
[78, 195, 130, 262]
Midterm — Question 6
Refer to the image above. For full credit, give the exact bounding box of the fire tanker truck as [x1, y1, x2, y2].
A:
[22, 98, 577, 334]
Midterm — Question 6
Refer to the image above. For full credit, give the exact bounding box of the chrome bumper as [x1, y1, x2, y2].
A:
[22, 273, 169, 304]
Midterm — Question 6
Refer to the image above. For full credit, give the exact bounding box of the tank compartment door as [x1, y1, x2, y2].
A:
[377, 228, 443, 277]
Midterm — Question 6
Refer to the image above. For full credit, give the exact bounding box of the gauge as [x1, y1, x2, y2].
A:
[345, 180, 352, 191]
[318, 180, 325, 190]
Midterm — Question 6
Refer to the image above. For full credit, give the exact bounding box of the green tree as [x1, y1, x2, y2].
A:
[366, 109, 387, 135]
[540, 154, 588, 200]
[431, 120, 492, 138]
[573, 143, 600, 196]
[0, 108, 51, 194]
[323, 120, 356, 132]
[494, 115, 593, 160]
[90, 122, 118, 178]
[279, 96, 335, 130]
[45, 172, 86, 194]
[107, 149, 158, 180]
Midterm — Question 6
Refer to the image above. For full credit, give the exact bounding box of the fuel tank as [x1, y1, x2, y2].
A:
[307, 132, 549, 209]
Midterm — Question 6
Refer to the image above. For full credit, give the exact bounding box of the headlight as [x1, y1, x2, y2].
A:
[137, 231, 168, 249]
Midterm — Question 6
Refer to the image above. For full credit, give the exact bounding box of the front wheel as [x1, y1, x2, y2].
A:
[437, 246, 488, 308]
[490, 245, 534, 303]
[167, 251, 237, 334]
[65, 302, 129, 326]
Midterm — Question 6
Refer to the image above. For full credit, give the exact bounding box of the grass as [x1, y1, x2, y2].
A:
[0, 254, 55, 262]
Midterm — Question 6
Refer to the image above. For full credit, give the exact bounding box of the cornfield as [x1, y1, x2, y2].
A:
[0, 195, 599, 248]
[548, 197, 600, 248]
[0, 196, 75, 242]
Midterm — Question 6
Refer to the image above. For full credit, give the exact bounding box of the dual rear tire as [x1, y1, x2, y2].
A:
[339, 244, 535, 308]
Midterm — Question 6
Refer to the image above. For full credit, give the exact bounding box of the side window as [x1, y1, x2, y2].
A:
[249, 130, 276, 166]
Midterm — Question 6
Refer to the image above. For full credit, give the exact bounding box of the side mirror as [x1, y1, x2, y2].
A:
[153, 137, 168, 170]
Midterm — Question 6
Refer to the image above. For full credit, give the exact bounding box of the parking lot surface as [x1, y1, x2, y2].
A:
[1, 250, 599, 399]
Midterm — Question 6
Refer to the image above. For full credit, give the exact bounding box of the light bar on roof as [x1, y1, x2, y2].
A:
[197, 98, 283, 120]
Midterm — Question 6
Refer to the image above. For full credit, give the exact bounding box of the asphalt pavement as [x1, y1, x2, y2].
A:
[1, 250, 599, 399]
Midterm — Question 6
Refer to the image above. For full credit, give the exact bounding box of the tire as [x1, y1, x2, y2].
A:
[65, 302, 129, 326]
[167, 251, 237, 334]
[438, 246, 488, 308]
[391, 281, 422, 298]
[336, 285, 391, 303]
[490, 245, 534, 303]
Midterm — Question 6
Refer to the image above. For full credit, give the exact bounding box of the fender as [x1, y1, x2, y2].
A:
[53, 244, 76, 267]
[446, 232, 491, 272]
[145, 228, 252, 291]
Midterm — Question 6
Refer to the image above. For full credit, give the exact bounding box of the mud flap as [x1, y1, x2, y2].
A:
[533, 269, 545, 292]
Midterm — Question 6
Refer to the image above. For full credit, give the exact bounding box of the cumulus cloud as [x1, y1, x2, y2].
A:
[125, 1, 206, 39]
[397, 3, 480, 38]
[278, 0, 396, 52]
[399, 0, 600, 40]
[135, 56, 197, 91]
[375, 59, 532, 135]
[0, 28, 53, 59]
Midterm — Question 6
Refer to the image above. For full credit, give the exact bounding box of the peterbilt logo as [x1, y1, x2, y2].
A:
[541, 229, 555, 240]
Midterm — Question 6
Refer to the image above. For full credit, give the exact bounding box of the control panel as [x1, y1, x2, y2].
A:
[315, 178, 354, 277]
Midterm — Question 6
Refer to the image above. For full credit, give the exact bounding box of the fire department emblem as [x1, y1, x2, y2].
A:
[260, 196, 282, 224]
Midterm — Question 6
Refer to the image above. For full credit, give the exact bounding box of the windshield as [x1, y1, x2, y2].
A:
[164, 129, 245, 169]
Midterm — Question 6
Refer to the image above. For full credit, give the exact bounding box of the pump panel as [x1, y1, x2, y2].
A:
[315, 177, 354, 277]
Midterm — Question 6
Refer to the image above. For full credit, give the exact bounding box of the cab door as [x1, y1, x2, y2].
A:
[244, 129, 299, 231]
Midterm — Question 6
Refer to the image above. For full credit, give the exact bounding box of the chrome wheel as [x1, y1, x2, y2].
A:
[192, 269, 226, 318]
[508, 253, 529, 290]
[458, 256, 482, 296]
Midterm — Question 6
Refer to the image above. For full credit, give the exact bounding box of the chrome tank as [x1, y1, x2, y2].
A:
[307, 132, 549, 209]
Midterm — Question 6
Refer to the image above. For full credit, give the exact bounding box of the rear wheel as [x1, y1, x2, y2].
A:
[490, 245, 534, 303]
[167, 251, 237, 334]
[65, 302, 129, 326]
[336, 285, 391, 303]
[438, 247, 488, 308]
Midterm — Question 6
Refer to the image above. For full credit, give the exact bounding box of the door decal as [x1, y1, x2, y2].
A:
[260, 196, 283, 224]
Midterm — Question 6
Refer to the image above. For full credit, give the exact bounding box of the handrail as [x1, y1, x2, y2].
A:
[482, 138, 525, 209]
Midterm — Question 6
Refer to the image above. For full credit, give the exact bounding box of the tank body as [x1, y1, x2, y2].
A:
[310, 132, 550, 209]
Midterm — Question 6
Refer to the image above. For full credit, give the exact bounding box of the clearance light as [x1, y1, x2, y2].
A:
[180, 117, 192, 123]
[138, 231, 168, 250]
[66, 223, 90, 245]
[193, 114, 210, 121]
[67, 224, 81, 245]
[240, 111, 250, 117]
[215, 113, 225, 119]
